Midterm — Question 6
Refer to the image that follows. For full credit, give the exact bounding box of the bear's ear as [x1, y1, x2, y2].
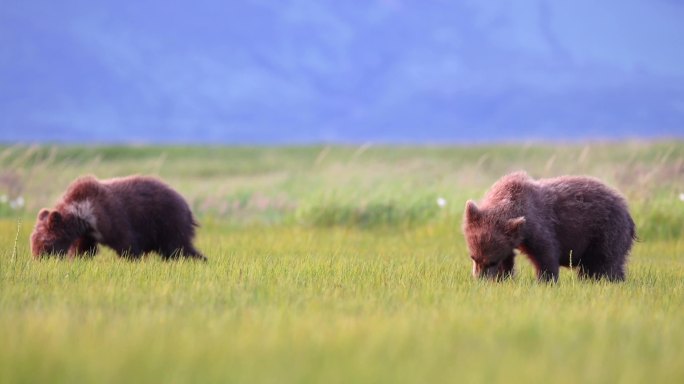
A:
[465, 200, 481, 223]
[48, 211, 63, 227]
[38, 209, 50, 221]
[506, 216, 526, 236]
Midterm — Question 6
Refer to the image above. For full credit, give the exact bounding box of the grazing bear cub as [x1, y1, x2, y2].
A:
[462, 171, 635, 282]
[30, 175, 205, 261]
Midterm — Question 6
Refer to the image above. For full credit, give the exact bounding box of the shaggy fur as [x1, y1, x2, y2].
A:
[30, 175, 205, 261]
[462, 171, 635, 282]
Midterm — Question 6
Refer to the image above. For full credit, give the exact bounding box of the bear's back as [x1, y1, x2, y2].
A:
[539, 176, 628, 210]
[104, 176, 190, 216]
[538, 175, 632, 235]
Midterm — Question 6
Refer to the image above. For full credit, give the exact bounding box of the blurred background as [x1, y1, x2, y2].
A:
[1, 0, 683, 144]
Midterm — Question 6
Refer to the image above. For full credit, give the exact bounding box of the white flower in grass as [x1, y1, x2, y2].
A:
[436, 197, 447, 208]
[679, 193, 684, 202]
[9, 196, 24, 209]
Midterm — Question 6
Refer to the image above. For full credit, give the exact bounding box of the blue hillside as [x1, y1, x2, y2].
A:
[1, 1, 683, 143]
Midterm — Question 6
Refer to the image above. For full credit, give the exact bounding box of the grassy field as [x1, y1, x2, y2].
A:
[1, 142, 683, 383]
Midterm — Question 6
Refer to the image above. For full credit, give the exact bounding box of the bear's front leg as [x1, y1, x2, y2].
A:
[68, 235, 99, 258]
[496, 253, 516, 280]
[108, 234, 144, 260]
[536, 261, 559, 282]
[533, 250, 560, 282]
[520, 238, 560, 282]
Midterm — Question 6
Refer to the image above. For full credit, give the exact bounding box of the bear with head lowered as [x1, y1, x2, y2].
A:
[30, 175, 205, 261]
[462, 171, 635, 282]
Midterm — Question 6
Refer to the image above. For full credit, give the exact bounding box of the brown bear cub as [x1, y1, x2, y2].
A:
[30, 175, 205, 261]
[462, 171, 635, 282]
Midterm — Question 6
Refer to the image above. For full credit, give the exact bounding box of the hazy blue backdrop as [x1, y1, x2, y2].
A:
[2, 0, 683, 143]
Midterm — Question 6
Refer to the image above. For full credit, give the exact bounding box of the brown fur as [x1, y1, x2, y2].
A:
[30, 175, 205, 261]
[462, 171, 635, 282]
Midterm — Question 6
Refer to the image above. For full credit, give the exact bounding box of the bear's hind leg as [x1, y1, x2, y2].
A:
[578, 261, 625, 282]
[159, 243, 206, 261]
[182, 244, 206, 261]
[580, 213, 633, 282]
[113, 242, 145, 260]
[577, 242, 626, 282]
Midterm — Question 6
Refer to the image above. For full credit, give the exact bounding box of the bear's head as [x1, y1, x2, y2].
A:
[30, 209, 81, 258]
[462, 200, 526, 280]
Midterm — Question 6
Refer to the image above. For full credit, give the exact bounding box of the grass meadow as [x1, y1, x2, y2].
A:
[1, 142, 683, 383]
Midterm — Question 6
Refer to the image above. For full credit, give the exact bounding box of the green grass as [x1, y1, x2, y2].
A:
[1, 142, 683, 383]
